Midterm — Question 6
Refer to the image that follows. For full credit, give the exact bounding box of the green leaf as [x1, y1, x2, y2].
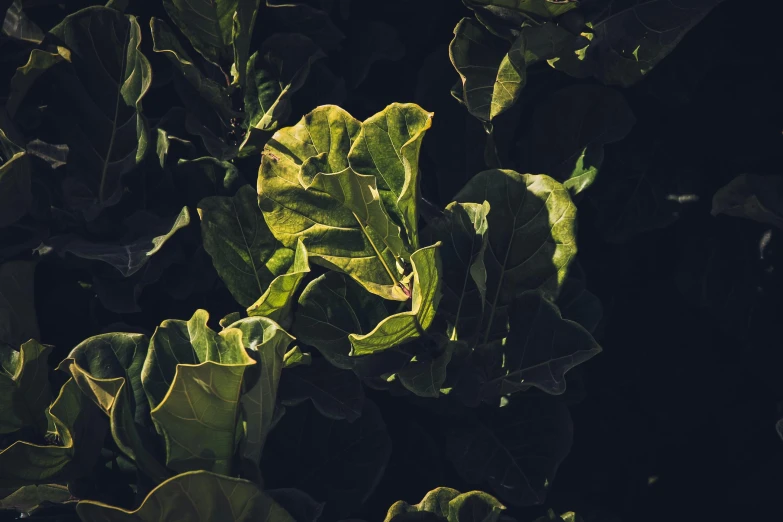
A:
[150, 18, 234, 121]
[46, 6, 152, 212]
[162, 0, 258, 69]
[0, 340, 52, 434]
[6, 46, 70, 119]
[261, 400, 391, 519]
[231, 0, 261, 87]
[198, 185, 299, 308]
[226, 315, 293, 464]
[76, 470, 295, 522]
[449, 18, 571, 123]
[518, 85, 635, 195]
[246, 239, 310, 327]
[711, 174, 783, 230]
[446, 395, 572, 506]
[454, 170, 577, 344]
[0, 484, 73, 514]
[293, 272, 391, 368]
[348, 103, 433, 249]
[551, 0, 725, 86]
[385, 487, 506, 522]
[0, 260, 38, 350]
[240, 33, 325, 151]
[396, 340, 455, 398]
[45, 207, 191, 277]
[142, 309, 255, 409]
[422, 202, 489, 343]
[0, 378, 106, 488]
[349, 243, 442, 356]
[0, 150, 31, 228]
[481, 290, 601, 398]
[259, 105, 410, 301]
[465, 0, 579, 19]
[278, 357, 364, 421]
[57, 333, 170, 483]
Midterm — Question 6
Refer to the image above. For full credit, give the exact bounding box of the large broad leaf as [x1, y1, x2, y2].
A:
[551, 0, 726, 86]
[481, 290, 601, 398]
[240, 33, 325, 152]
[385, 487, 506, 522]
[261, 400, 391, 519]
[258, 105, 410, 301]
[198, 185, 300, 308]
[0, 260, 38, 350]
[0, 378, 106, 488]
[225, 316, 293, 464]
[453, 170, 577, 344]
[711, 174, 783, 230]
[278, 357, 364, 421]
[349, 243, 442, 356]
[0, 484, 73, 514]
[150, 18, 234, 122]
[141, 310, 256, 474]
[421, 202, 489, 343]
[449, 18, 572, 123]
[45, 6, 152, 213]
[446, 395, 573, 507]
[43, 207, 190, 277]
[293, 272, 391, 369]
[348, 103, 432, 249]
[57, 333, 170, 483]
[0, 340, 51, 435]
[76, 470, 295, 522]
[162, 0, 259, 69]
[517, 85, 635, 195]
[464, 0, 579, 19]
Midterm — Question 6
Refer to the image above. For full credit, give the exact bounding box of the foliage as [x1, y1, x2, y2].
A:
[1, 0, 774, 521]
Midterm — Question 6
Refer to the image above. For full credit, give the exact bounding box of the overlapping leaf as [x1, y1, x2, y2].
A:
[0, 340, 51, 435]
[384, 487, 506, 522]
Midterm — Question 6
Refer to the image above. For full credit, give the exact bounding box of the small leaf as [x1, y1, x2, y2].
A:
[6, 46, 70, 119]
[76, 470, 295, 522]
[349, 243, 442, 356]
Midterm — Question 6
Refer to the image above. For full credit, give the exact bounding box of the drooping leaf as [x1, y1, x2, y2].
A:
[349, 243, 442, 356]
[0, 260, 38, 349]
[453, 170, 577, 344]
[446, 395, 573, 506]
[551, 0, 726, 86]
[246, 239, 310, 327]
[261, 400, 392, 519]
[518, 85, 635, 195]
[481, 290, 601, 398]
[278, 357, 364, 421]
[57, 333, 170, 483]
[464, 0, 579, 19]
[348, 103, 433, 249]
[5, 46, 70, 119]
[258, 105, 411, 301]
[162, 0, 259, 69]
[293, 272, 391, 369]
[75, 470, 295, 522]
[44, 207, 190, 277]
[198, 184, 298, 308]
[0, 484, 73, 514]
[150, 18, 234, 121]
[0, 340, 51, 434]
[449, 18, 572, 123]
[0, 378, 106, 488]
[226, 315, 293, 464]
[240, 33, 325, 151]
[45, 6, 152, 214]
[711, 174, 783, 230]
[422, 201, 489, 343]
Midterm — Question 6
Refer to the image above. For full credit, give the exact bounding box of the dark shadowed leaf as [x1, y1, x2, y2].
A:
[0, 340, 51, 435]
[711, 174, 783, 230]
[464, 0, 579, 19]
[0, 260, 38, 349]
[279, 357, 364, 421]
